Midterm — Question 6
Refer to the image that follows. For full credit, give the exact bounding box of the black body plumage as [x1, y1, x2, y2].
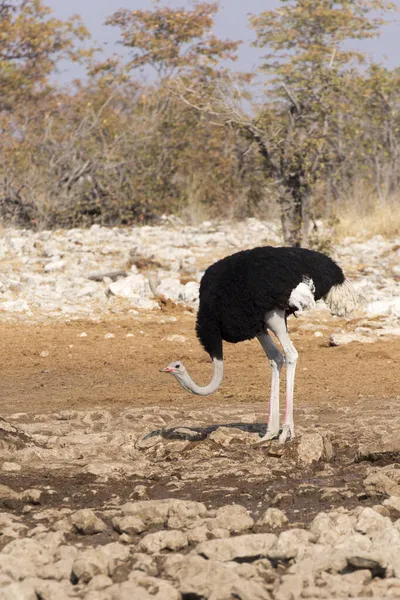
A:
[195, 246, 344, 360]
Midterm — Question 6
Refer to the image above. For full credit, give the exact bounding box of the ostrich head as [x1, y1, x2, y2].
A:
[160, 361, 190, 388]
[160, 358, 224, 396]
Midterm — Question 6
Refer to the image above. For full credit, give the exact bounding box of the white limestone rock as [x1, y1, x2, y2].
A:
[256, 508, 289, 529]
[0, 299, 31, 314]
[109, 274, 152, 299]
[182, 281, 199, 306]
[163, 554, 270, 600]
[139, 530, 188, 554]
[195, 533, 276, 562]
[208, 504, 254, 533]
[69, 509, 106, 535]
[156, 278, 183, 302]
[120, 499, 207, 528]
[366, 297, 400, 317]
[330, 332, 376, 345]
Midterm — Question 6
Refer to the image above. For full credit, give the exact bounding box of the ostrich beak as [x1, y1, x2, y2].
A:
[160, 367, 174, 373]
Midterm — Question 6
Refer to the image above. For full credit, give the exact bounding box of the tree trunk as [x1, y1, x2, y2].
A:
[278, 179, 309, 247]
[280, 196, 303, 246]
[241, 125, 310, 247]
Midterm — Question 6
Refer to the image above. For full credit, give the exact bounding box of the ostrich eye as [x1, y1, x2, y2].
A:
[175, 364, 181, 368]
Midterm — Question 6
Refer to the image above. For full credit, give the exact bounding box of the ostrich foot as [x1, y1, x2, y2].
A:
[279, 423, 295, 444]
[256, 426, 280, 443]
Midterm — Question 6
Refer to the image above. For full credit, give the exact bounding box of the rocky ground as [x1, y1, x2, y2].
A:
[0, 218, 399, 599]
[0, 217, 399, 329]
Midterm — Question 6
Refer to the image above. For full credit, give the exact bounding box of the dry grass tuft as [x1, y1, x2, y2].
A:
[332, 195, 400, 240]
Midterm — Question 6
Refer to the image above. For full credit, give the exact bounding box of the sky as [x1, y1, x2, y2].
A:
[46, 0, 400, 85]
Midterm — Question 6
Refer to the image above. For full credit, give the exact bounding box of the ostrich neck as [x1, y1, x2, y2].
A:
[178, 359, 224, 396]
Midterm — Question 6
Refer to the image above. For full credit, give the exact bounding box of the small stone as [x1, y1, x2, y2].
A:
[310, 511, 356, 545]
[70, 509, 106, 535]
[102, 542, 130, 575]
[210, 504, 254, 533]
[163, 554, 270, 600]
[363, 468, 400, 497]
[257, 508, 289, 528]
[383, 496, 400, 519]
[112, 515, 146, 536]
[0, 299, 31, 313]
[156, 278, 183, 302]
[195, 533, 277, 562]
[115, 575, 180, 600]
[366, 298, 400, 317]
[104, 333, 115, 339]
[163, 334, 187, 343]
[44, 259, 66, 272]
[276, 572, 304, 600]
[356, 506, 392, 538]
[271, 492, 292, 506]
[131, 485, 148, 500]
[291, 433, 333, 466]
[209, 426, 260, 447]
[347, 556, 386, 577]
[392, 265, 400, 276]
[120, 499, 207, 528]
[209, 528, 230, 539]
[330, 332, 376, 345]
[0, 513, 28, 539]
[0, 485, 20, 500]
[21, 489, 42, 504]
[87, 575, 113, 591]
[71, 550, 108, 584]
[373, 505, 391, 517]
[2, 462, 21, 472]
[186, 525, 209, 544]
[268, 528, 314, 560]
[139, 530, 188, 554]
[109, 274, 151, 299]
[183, 281, 199, 306]
[52, 517, 74, 533]
[132, 553, 158, 577]
[40, 350, 49, 358]
[357, 436, 400, 461]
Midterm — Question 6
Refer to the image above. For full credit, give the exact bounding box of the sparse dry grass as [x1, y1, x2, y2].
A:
[332, 195, 400, 240]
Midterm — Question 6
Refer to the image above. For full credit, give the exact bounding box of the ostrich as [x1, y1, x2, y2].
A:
[160, 246, 357, 444]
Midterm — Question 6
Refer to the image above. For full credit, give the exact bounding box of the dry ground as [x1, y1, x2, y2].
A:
[1, 311, 398, 416]
[0, 310, 399, 524]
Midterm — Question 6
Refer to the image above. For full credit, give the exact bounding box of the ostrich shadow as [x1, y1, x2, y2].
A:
[143, 422, 267, 442]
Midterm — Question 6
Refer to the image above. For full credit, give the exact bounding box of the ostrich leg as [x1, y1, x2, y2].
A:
[265, 309, 298, 444]
[257, 331, 284, 440]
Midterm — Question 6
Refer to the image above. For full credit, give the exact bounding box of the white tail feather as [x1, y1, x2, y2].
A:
[324, 279, 357, 317]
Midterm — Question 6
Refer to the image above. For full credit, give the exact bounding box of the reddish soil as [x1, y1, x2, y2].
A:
[0, 313, 398, 416]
